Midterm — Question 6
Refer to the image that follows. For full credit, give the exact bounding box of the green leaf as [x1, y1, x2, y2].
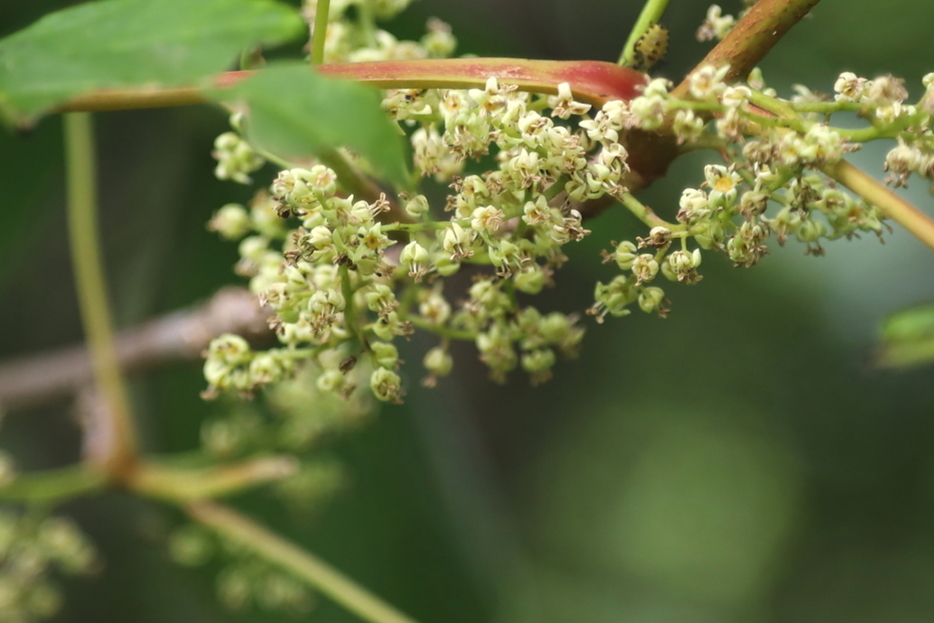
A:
[213, 62, 410, 189]
[0, 0, 304, 125]
[874, 302, 934, 369]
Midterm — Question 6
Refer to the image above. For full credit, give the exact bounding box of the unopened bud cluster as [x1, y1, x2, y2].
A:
[0, 510, 97, 623]
[169, 524, 315, 617]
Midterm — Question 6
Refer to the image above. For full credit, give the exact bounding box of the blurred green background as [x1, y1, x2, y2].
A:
[3, 0, 934, 622]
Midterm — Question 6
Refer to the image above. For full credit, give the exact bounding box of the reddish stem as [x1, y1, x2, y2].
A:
[317, 58, 647, 107]
[59, 59, 647, 114]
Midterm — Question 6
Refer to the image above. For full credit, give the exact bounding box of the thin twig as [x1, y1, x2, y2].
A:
[0, 288, 271, 412]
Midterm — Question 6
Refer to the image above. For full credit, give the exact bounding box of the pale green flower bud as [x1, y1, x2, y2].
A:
[515, 266, 547, 294]
[371, 342, 399, 369]
[470, 206, 504, 234]
[38, 517, 96, 574]
[218, 566, 252, 611]
[421, 18, 456, 58]
[476, 328, 518, 383]
[370, 311, 405, 341]
[640, 226, 672, 248]
[884, 140, 922, 187]
[314, 288, 346, 313]
[631, 253, 659, 284]
[316, 369, 344, 393]
[589, 275, 637, 322]
[213, 132, 264, 184]
[201, 419, 242, 457]
[796, 218, 827, 243]
[400, 241, 431, 281]
[833, 71, 865, 102]
[693, 219, 727, 250]
[678, 188, 711, 223]
[366, 284, 398, 316]
[307, 164, 338, 196]
[370, 368, 403, 402]
[419, 290, 451, 325]
[405, 194, 430, 218]
[613, 240, 639, 270]
[209, 204, 252, 240]
[207, 334, 253, 368]
[488, 239, 520, 272]
[442, 222, 474, 260]
[168, 525, 215, 567]
[638, 286, 666, 313]
[697, 6, 736, 41]
[423, 347, 453, 377]
[249, 352, 294, 385]
[662, 250, 697, 282]
[432, 252, 461, 277]
[629, 95, 667, 130]
[259, 572, 313, 615]
[721, 85, 751, 108]
[238, 236, 269, 263]
[522, 348, 556, 385]
[739, 190, 769, 218]
[688, 64, 730, 98]
[672, 109, 705, 143]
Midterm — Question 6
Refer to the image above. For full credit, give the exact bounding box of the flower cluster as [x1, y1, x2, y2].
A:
[205, 2, 934, 404]
[0, 511, 98, 623]
[205, 75, 612, 401]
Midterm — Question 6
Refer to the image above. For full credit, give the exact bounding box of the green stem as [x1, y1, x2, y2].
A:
[130, 456, 298, 503]
[617, 0, 672, 66]
[64, 113, 138, 477]
[187, 501, 421, 623]
[357, 0, 377, 49]
[311, 0, 331, 66]
[823, 160, 934, 252]
[618, 192, 686, 232]
[382, 220, 460, 233]
[0, 465, 107, 503]
[746, 91, 804, 126]
[340, 265, 367, 349]
[678, 134, 726, 152]
[790, 101, 863, 114]
[544, 176, 570, 201]
[835, 114, 921, 142]
[407, 316, 477, 341]
[748, 87, 917, 143]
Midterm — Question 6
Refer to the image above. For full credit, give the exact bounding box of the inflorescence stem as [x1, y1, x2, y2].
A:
[311, 0, 331, 66]
[64, 112, 139, 478]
